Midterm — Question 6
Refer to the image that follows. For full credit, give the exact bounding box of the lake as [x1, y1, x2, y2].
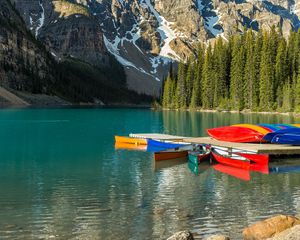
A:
[0, 108, 299, 239]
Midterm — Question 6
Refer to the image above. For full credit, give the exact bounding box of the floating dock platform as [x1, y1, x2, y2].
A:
[184, 137, 300, 155]
[130, 133, 300, 155]
[129, 133, 187, 141]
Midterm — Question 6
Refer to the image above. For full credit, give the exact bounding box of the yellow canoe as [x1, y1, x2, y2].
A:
[233, 124, 271, 135]
[115, 136, 147, 145]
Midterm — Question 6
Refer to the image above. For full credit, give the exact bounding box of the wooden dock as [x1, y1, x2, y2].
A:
[183, 137, 300, 155]
[129, 133, 300, 155]
[129, 133, 187, 140]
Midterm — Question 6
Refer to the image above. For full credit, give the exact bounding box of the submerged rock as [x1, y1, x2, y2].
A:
[206, 235, 230, 240]
[167, 230, 194, 240]
[243, 215, 300, 240]
[267, 225, 300, 240]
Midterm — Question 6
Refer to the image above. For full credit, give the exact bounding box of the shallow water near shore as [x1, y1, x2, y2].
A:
[0, 108, 300, 239]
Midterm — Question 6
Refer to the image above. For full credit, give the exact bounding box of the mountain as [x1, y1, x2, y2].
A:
[0, 0, 152, 105]
[4, 0, 300, 98]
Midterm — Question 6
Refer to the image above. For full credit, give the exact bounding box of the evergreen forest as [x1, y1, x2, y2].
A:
[161, 27, 300, 112]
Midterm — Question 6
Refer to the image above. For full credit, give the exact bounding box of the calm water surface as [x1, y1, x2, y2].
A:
[0, 108, 300, 239]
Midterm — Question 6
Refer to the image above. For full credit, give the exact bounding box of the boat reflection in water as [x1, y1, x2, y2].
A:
[213, 164, 251, 181]
[154, 157, 187, 171]
[269, 158, 300, 174]
[188, 161, 211, 175]
[114, 142, 147, 151]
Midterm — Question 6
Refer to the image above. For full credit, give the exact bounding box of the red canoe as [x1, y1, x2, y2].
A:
[212, 149, 250, 169]
[211, 148, 269, 170]
[207, 126, 267, 143]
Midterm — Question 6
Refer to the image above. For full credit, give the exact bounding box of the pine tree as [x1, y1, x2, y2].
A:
[281, 82, 292, 112]
[175, 61, 187, 108]
[213, 37, 228, 107]
[243, 29, 257, 110]
[259, 31, 275, 111]
[185, 60, 194, 106]
[162, 75, 171, 108]
[190, 44, 204, 108]
[295, 71, 300, 112]
[202, 44, 214, 109]
[274, 38, 288, 107]
[230, 35, 245, 110]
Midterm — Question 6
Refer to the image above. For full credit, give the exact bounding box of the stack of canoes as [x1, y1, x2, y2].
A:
[207, 123, 300, 144]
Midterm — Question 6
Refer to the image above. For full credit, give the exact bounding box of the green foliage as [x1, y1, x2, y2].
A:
[161, 28, 300, 112]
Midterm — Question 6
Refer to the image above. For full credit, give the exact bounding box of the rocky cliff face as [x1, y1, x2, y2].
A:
[9, 0, 300, 96]
[0, 0, 54, 93]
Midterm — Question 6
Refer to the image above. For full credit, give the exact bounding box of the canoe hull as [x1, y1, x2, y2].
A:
[154, 151, 188, 161]
[271, 134, 300, 145]
[115, 136, 147, 145]
[263, 128, 300, 142]
[188, 152, 210, 165]
[147, 139, 187, 149]
[207, 126, 265, 143]
[212, 150, 250, 170]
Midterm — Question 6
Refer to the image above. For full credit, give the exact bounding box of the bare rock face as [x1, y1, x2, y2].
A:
[10, 0, 300, 96]
[243, 215, 300, 240]
[205, 235, 230, 240]
[0, 0, 54, 92]
[267, 225, 300, 240]
[167, 230, 194, 240]
[39, 16, 109, 67]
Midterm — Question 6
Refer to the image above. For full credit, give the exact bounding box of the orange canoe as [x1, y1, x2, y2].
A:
[154, 150, 188, 161]
[114, 142, 147, 151]
[115, 136, 147, 145]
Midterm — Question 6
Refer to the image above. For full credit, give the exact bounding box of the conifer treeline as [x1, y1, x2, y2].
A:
[161, 27, 300, 112]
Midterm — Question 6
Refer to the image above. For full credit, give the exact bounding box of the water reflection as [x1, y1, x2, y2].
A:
[0, 109, 299, 239]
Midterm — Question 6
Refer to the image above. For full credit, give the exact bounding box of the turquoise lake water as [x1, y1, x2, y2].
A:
[0, 108, 300, 239]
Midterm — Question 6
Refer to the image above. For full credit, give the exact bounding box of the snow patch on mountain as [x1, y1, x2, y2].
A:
[143, 0, 180, 60]
[104, 35, 160, 81]
[104, 35, 137, 68]
[197, 0, 223, 37]
[35, 1, 45, 37]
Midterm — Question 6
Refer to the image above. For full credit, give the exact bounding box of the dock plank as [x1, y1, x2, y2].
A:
[183, 137, 300, 155]
[129, 133, 187, 140]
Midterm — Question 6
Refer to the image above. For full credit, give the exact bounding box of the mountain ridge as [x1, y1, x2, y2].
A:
[4, 0, 300, 97]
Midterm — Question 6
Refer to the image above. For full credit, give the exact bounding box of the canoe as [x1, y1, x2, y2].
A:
[147, 138, 188, 149]
[237, 152, 269, 165]
[114, 142, 147, 151]
[188, 145, 211, 165]
[207, 126, 265, 143]
[262, 128, 300, 142]
[249, 163, 269, 174]
[211, 148, 250, 169]
[115, 136, 147, 145]
[271, 133, 300, 145]
[188, 151, 210, 165]
[154, 150, 188, 161]
[211, 148, 269, 169]
[233, 124, 271, 135]
[257, 124, 283, 132]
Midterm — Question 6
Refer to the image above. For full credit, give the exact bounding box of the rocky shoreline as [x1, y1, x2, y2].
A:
[168, 215, 300, 240]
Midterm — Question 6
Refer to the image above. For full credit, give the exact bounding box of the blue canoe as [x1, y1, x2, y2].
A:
[271, 133, 300, 145]
[147, 139, 188, 149]
[262, 128, 300, 142]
